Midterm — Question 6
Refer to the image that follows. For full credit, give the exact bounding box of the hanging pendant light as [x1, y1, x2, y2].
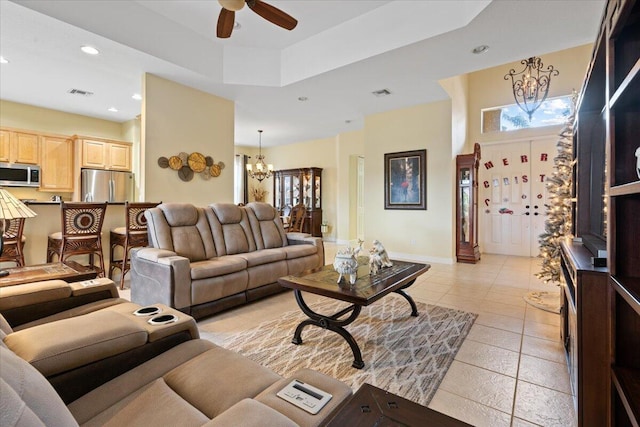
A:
[504, 57, 559, 121]
[246, 130, 273, 182]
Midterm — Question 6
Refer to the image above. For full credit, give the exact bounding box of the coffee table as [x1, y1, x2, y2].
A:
[278, 260, 430, 369]
[325, 383, 472, 427]
[0, 261, 98, 288]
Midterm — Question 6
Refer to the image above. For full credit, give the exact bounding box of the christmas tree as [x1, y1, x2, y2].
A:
[535, 95, 576, 284]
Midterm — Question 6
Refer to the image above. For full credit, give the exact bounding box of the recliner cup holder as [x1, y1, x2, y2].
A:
[133, 306, 161, 317]
[147, 314, 178, 325]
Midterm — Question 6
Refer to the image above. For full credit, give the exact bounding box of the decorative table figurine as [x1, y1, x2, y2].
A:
[369, 240, 393, 275]
[635, 146, 640, 179]
[333, 240, 364, 286]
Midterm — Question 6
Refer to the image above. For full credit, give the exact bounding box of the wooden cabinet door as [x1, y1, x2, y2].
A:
[0, 129, 10, 162]
[108, 142, 131, 171]
[40, 136, 74, 192]
[81, 139, 107, 169]
[13, 132, 39, 164]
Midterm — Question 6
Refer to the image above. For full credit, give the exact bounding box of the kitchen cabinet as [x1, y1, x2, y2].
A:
[0, 128, 40, 164]
[40, 135, 74, 192]
[76, 136, 132, 171]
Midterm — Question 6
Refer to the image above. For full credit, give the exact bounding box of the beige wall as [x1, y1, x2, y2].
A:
[468, 44, 592, 146]
[258, 136, 339, 240]
[364, 100, 454, 263]
[141, 74, 234, 205]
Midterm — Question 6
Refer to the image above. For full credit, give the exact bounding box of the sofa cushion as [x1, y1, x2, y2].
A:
[86, 379, 209, 427]
[163, 344, 281, 419]
[244, 202, 289, 250]
[235, 248, 286, 267]
[190, 257, 247, 280]
[207, 204, 256, 256]
[282, 244, 319, 260]
[0, 346, 79, 427]
[146, 204, 216, 262]
[204, 399, 298, 427]
[0, 280, 72, 311]
[4, 310, 148, 376]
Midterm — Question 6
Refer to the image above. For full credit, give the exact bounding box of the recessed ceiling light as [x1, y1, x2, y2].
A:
[345, 120, 352, 124]
[298, 96, 308, 101]
[0, 56, 9, 64]
[108, 107, 118, 112]
[132, 93, 142, 101]
[81, 45, 100, 55]
[472, 45, 489, 54]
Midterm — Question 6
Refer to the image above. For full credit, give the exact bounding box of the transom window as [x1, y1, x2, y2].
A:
[481, 95, 573, 133]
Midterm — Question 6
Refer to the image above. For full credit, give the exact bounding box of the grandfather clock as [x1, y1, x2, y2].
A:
[456, 143, 481, 263]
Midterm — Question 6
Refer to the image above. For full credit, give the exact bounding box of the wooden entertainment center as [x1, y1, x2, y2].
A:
[563, 0, 640, 425]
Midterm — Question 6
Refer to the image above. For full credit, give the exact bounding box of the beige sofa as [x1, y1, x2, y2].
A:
[130, 202, 324, 319]
[1, 335, 351, 427]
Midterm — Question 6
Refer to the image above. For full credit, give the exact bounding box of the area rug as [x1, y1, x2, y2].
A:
[523, 290, 561, 313]
[219, 294, 477, 406]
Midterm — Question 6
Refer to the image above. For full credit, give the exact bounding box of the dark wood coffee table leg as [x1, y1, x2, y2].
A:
[394, 279, 419, 317]
[291, 289, 365, 369]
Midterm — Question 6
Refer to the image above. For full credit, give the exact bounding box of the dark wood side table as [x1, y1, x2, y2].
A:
[325, 383, 471, 427]
[0, 261, 97, 288]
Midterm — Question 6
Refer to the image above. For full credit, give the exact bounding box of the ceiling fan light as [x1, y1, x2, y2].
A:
[219, 0, 245, 11]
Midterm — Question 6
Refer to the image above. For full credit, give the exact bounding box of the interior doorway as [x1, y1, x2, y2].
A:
[479, 137, 557, 257]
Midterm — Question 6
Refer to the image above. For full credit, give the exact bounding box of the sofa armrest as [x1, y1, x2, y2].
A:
[130, 248, 192, 311]
[286, 235, 325, 267]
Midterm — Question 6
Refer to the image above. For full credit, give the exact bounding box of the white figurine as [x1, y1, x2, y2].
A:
[333, 240, 364, 286]
[635, 146, 640, 180]
[369, 240, 393, 275]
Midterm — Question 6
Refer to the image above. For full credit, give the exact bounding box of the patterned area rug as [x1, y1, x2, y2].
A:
[219, 294, 477, 406]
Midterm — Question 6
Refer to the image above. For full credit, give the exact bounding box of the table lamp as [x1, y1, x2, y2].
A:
[0, 188, 37, 277]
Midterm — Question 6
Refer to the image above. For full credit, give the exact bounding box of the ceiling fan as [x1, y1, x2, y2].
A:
[217, 0, 298, 38]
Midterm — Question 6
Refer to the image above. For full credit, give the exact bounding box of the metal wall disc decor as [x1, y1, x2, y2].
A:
[158, 152, 224, 182]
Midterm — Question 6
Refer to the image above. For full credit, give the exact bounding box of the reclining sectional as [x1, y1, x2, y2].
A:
[131, 202, 324, 319]
[0, 281, 352, 427]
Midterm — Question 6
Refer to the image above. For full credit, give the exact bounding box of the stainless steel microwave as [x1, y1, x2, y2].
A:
[0, 163, 41, 187]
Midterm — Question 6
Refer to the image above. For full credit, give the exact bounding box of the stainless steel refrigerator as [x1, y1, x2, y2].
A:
[81, 169, 134, 202]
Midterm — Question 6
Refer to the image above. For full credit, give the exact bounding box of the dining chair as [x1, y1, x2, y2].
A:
[46, 202, 108, 277]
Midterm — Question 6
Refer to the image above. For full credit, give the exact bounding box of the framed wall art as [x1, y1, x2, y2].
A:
[384, 149, 427, 210]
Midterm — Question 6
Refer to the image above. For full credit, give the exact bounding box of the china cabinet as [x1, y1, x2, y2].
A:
[455, 143, 480, 263]
[273, 167, 322, 237]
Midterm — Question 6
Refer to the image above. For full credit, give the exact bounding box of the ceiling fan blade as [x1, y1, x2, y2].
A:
[217, 8, 235, 38]
[247, 0, 297, 31]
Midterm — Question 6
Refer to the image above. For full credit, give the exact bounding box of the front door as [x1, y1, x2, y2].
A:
[479, 138, 557, 256]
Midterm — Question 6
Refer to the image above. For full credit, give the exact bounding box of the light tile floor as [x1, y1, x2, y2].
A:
[120, 244, 574, 427]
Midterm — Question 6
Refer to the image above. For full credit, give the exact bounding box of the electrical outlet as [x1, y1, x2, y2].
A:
[410, 239, 417, 245]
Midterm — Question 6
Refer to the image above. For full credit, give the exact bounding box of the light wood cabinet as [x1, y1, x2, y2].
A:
[77, 137, 132, 171]
[0, 128, 40, 164]
[40, 135, 74, 192]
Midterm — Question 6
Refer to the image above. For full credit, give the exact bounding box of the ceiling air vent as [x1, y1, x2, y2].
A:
[67, 88, 94, 96]
[372, 88, 391, 97]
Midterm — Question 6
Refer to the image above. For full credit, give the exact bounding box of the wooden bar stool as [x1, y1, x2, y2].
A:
[0, 218, 27, 267]
[109, 201, 160, 289]
[46, 202, 108, 277]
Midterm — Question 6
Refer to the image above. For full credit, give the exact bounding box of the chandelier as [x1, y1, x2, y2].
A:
[246, 130, 273, 182]
[504, 57, 559, 121]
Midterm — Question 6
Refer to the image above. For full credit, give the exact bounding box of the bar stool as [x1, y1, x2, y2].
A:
[109, 201, 160, 289]
[46, 202, 108, 277]
[0, 218, 26, 267]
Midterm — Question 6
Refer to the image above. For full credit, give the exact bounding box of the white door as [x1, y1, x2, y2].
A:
[479, 138, 556, 256]
[356, 156, 365, 241]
